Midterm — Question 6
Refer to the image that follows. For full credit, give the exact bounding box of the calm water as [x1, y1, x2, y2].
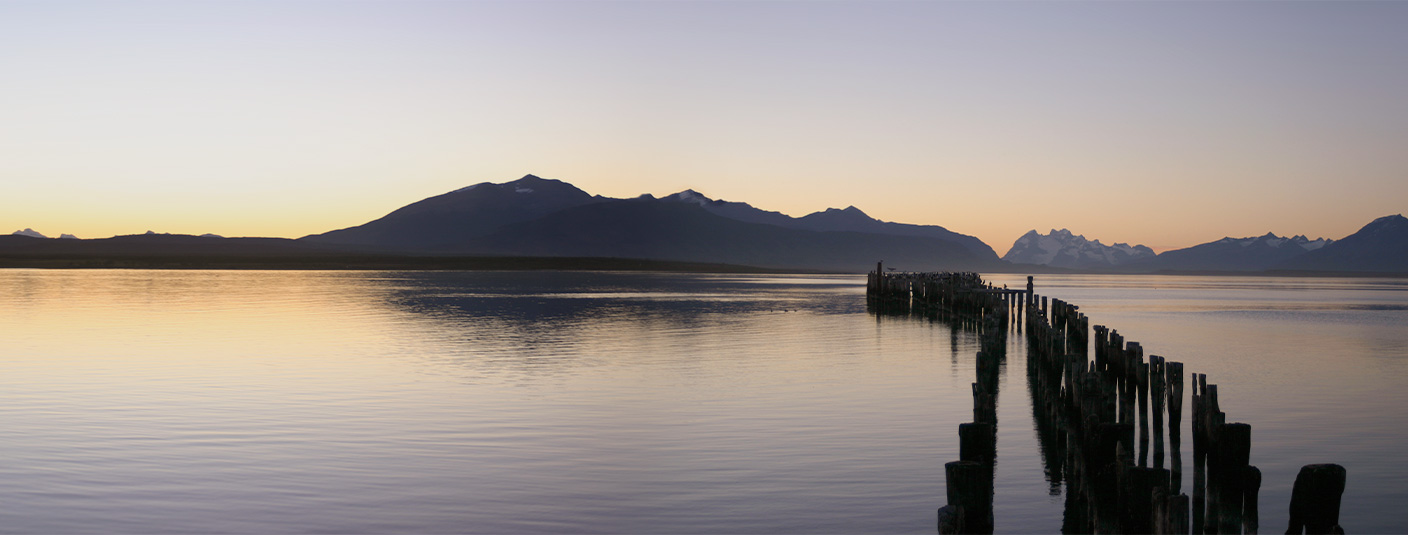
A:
[0, 270, 1404, 533]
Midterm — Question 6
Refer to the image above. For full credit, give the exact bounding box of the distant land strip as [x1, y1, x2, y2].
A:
[0, 254, 802, 273]
[2, 254, 1404, 277]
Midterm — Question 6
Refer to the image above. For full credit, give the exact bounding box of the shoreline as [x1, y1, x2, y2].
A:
[0, 254, 1404, 278]
[0, 254, 799, 273]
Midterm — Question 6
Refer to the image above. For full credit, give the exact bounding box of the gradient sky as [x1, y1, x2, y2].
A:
[3, 1, 1405, 254]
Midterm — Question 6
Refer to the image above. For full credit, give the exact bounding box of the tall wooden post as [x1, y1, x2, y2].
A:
[1286, 464, 1346, 535]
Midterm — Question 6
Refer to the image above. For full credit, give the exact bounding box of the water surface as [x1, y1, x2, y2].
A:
[1, 271, 1404, 532]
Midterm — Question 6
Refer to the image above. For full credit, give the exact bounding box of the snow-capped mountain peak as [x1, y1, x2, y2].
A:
[1296, 236, 1330, 251]
[1213, 232, 1332, 251]
[1003, 229, 1155, 269]
[1147, 232, 1338, 272]
[12, 228, 48, 239]
[667, 189, 712, 207]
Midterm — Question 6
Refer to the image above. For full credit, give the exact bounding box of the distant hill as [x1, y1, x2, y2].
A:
[16, 172, 1400, 275]
[1134, 233, 1331, 272]
[297, 174, 994, 272]
[457, 196, 995, 272]
[0, 232, 783, 272]
[303, 174, 601, 251]
[0, 233, 329, 257]
[1277, 214, 1408, 272]
[661, 190, 998, 260]
[661, 190, 796, 227]
[1003, 229, 1154, 269]
[0, 174, 1001, 272]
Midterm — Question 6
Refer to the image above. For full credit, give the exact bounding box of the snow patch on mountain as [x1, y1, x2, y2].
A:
[1214, 232, 1331, 251]
[669, 189, 711, 207]
[1301, 237, 1330, 251]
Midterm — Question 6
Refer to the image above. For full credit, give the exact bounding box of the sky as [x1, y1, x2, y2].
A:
[3, 1, 1406, 255]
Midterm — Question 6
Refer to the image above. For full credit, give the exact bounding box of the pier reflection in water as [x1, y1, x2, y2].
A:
[869, 271, 1353, 534]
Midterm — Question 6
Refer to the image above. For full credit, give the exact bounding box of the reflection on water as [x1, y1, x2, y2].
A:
[0, 271, 1405, 533]
[985, 274, 1408, 534]
[0, 270, 982, 534]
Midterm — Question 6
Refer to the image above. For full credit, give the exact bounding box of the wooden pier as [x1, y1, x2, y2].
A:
[865, 267, 1347, 534]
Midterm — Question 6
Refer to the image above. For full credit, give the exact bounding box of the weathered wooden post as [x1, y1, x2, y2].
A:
[1151, 355, 1166, 469]
[1286, 464, 1346, 535]
[1094, 325, 1108, 372]
[959, 422, 996, 465]
[1169, 493, 1191, 535]
[1130, 342, 1148, 467]
[1124, 466, 1170, 533]
[1245, 465, 1262, 534]
[937, 505, 960, 534]
[1167, 361, 1185, 496]
[972, 381, 996, 425]
[1216, 423, 1251, 534]
[1192, 374, 1206, 532]
[945, 460, 993, 534]
[1202, 383, 1225, 535]
[1093, 422, 1133, 533]
[1154, 484, 1172, 535]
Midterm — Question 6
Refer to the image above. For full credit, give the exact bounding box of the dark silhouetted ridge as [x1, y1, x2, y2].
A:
[1278, 214, 1408, 272]
[460, 196, 994, 272]
[302, 174, 599, 251]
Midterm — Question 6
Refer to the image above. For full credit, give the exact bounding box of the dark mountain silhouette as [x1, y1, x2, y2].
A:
[662, 190, 796, 227]
[457, 196, 995, 272]
[1132, 233, 1331, 272]
[15, 173, 1397, 274]
[292, 174, 996, 271]
[302, 174, 600, 251]
[1277, 214, 1408, 272]
[0, 175, 997, 272]
[661, 190, 997, 260]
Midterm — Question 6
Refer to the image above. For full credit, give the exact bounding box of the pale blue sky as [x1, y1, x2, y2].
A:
[3, 1, 1405, 253]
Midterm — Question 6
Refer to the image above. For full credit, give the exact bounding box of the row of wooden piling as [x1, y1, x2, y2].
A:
[1027, 285, 1346, 534]
[867, 265, 1015, 533]
[865, 270, 1348, 534]
[944, 276, 1009, 534]
[866, 263, 1030, 335]
[1028, 295, 1202, 533]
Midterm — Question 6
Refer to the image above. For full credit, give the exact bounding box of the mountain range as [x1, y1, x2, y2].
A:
[302, 175, 999, 272]
[1003, 215, 1407, 273]
[659, 190, 996, 259]
[1129, 233, 1331, 272]
[1277, 215, 1408, 273]
[4, 174, 1405, 273]
[1003, 229, 1155, 270]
